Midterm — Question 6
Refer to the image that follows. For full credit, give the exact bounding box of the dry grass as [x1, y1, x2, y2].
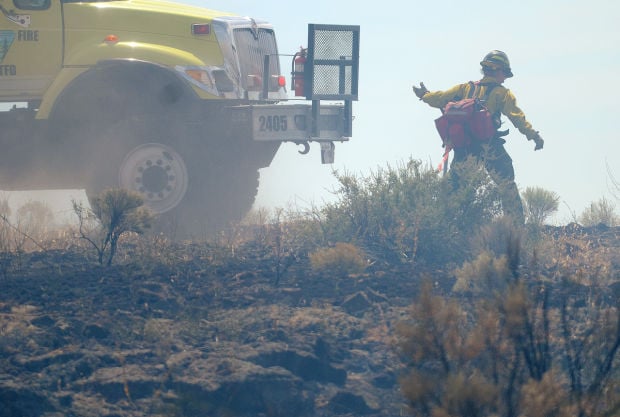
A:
[309, 242, 367, 277]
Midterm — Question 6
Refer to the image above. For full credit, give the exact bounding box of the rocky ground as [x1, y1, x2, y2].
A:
[0, 223, 618, 417]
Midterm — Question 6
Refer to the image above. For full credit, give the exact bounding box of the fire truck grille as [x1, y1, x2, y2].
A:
[234, 28, 280, 92]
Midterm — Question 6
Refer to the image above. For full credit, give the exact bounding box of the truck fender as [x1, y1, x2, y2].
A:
[42, 59, 197, 120]
[36, 66, 89, 119]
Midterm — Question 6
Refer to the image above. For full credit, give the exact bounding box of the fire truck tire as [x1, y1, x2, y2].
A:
[81, 119, 259, 239]
[159, 166, 260, 239]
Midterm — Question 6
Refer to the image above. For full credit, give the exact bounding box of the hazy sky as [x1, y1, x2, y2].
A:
[180, 0, 620, 223]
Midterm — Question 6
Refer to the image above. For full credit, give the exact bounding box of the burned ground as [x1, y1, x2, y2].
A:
[0, 223, 618, 416]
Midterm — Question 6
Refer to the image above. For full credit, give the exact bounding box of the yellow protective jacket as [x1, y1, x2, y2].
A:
[421, 75, 539, 141]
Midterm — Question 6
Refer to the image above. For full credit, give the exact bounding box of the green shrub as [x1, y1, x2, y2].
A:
[579, 197, 619, 227]
[73, 188, 154, 265]
[521, 186, 559, 226]
[309, 242, 367, 277]
[315, 158, 502, 266]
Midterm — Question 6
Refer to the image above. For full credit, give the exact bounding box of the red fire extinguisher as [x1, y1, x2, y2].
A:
[291, 47, 307, 97]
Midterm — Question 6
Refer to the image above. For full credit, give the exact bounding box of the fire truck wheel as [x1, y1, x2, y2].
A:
[117, 143, 189, 214]
[82, 119, 260, 239]
[157, 166, 260, 239]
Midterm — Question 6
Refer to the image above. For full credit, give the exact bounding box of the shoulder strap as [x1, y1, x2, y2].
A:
[467, 81, 498, 101]
[465, 81, 477, 99]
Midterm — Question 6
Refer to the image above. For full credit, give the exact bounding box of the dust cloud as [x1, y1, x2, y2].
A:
[0, 189, 90, 227]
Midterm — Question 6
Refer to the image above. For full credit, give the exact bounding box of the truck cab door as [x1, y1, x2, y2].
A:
[0, 0, 62, 101]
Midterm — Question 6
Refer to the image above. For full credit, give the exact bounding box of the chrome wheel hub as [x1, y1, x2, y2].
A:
[119, 143, 188, 213]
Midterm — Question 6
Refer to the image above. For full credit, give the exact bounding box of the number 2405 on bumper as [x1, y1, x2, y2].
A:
[259, 115, 289, 132]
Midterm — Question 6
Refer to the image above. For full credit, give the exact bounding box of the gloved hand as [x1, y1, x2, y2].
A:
[533, 134, 544, 151]
[412, 82, 428, 99]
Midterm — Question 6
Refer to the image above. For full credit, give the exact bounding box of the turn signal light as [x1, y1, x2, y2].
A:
[185, 69, 212, 87]
[192, 24, 210, 35]
[104, 34, 119, 44]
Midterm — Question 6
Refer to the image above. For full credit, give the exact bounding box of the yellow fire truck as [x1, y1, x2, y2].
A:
[0, 0, 359, 235]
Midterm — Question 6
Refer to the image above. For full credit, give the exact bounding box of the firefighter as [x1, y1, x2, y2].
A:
[412, 50, 544, 224]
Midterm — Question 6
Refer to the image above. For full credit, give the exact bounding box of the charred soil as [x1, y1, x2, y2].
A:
[0, 223, 618, 417]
